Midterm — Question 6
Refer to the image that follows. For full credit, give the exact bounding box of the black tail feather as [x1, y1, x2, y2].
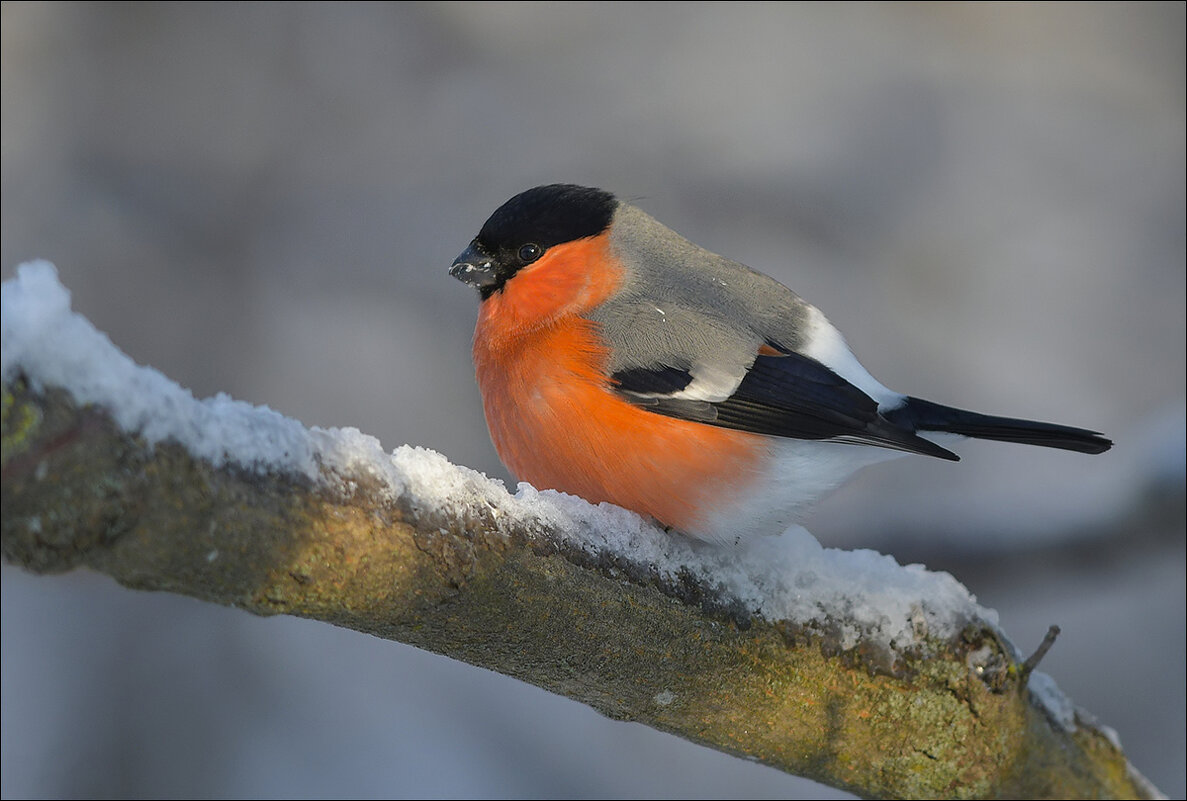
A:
[885, 397, 1113, 455]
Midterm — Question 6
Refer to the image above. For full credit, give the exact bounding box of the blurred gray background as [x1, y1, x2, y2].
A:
[2, 3, 1183, 798]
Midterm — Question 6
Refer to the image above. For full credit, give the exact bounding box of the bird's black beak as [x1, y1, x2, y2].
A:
[450, 241, 500, 290]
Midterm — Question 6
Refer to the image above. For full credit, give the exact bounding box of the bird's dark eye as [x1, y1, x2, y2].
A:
[518, 243, 543, 264]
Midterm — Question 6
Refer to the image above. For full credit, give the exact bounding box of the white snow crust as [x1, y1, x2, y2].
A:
[3, 261, 1005, 655]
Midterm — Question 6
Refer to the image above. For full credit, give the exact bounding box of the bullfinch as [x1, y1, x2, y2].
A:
[450, 184, 1111, 544]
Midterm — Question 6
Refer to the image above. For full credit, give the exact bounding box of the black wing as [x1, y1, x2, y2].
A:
[611, 351, 959, 461]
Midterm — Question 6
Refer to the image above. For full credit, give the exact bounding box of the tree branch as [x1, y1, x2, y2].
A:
[0, 263, 1160, 799]
[0, 377, 1159, 800]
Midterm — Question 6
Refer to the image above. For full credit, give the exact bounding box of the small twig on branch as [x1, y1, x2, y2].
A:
[1021, 625, 1062, 682]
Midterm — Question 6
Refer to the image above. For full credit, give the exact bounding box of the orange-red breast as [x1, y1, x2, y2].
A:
[450, 184, 1111, 544]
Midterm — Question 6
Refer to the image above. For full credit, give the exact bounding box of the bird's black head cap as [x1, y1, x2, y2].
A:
[478, 184, 617, 253]
[451, 184, 617, 299]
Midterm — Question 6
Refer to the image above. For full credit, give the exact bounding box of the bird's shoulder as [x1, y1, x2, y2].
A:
[589, 203, 815, 377]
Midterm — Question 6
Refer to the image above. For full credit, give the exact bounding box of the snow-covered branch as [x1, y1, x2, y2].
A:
[0, 263, 1159, 799]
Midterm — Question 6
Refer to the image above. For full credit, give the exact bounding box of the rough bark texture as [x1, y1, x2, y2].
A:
[1, 377, 1158, 800]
